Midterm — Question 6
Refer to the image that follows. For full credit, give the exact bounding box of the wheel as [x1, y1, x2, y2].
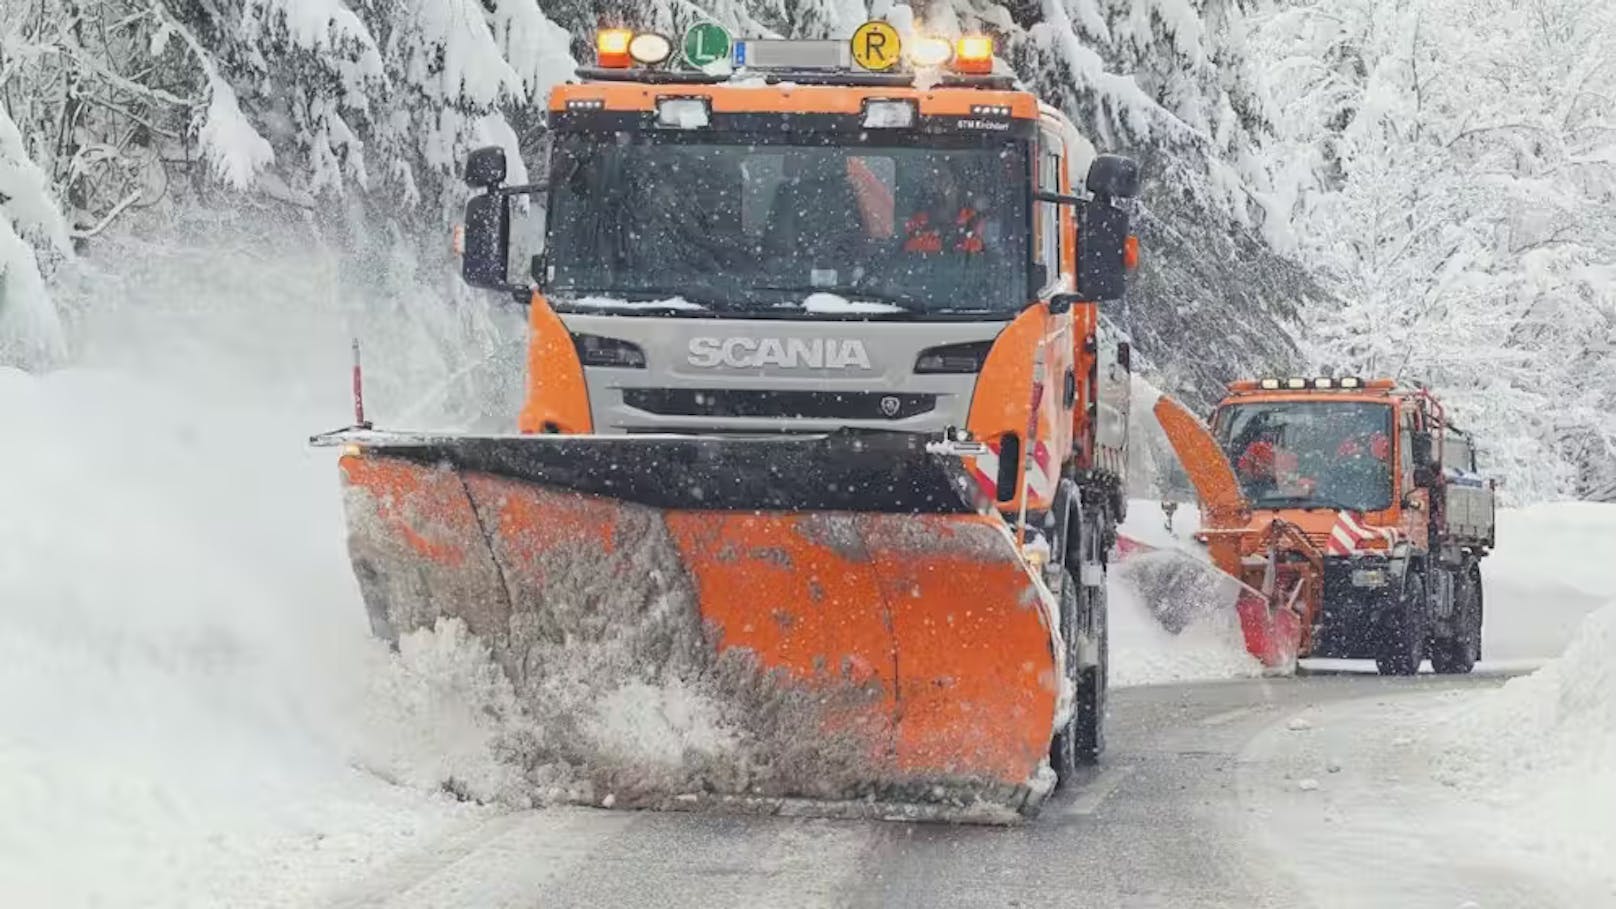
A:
[1050, 567, 1081, 783]
[1430, 564, 1481, 674]
[1073, 571, 1108, 764]
[1375, 568, 1428, 676]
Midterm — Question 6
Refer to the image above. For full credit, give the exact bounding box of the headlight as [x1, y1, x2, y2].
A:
[573, 334, 646, 368]
[1351, 568, 1388, 588]
[915, 340, 993, 374]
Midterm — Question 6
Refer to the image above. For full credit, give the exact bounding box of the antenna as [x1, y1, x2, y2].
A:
[352, 338, 372, 429]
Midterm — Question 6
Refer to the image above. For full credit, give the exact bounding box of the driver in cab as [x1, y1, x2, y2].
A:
[903, 166, 997, 256]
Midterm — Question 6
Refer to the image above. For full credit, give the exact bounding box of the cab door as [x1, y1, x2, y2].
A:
[1034, 123, 1077, 481]
[1397, 405, 1430, 547]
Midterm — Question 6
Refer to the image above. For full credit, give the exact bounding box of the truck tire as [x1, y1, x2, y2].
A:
[1050, 568, 1082, 784]
[1430, 564, 1482, 675]
[1073, 573, 1108, 764]
[1375, 569, 1428, 676]
[1051, 503, 1111, 781]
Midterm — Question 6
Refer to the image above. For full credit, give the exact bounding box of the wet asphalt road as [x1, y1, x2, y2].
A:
[333, 671, 1532, 909]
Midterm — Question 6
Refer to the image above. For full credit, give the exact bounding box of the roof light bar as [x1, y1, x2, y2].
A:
[1285, 377, 1308, 390]
[628, 32, 673, 65]
[907, 36, 953, 68]
[1259, 378, 1281, 390]
[1339, 376, 1363, 389]
[1314, 377, 1334, 389]
[596, 29, 633, 68]
[953, 35, 993, 74]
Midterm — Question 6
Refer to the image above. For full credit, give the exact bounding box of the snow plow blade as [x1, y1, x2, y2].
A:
[316, 428, 1062, 820]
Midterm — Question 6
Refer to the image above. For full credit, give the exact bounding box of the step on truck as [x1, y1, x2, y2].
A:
[1156, 377, 1497, 675]
[313, 23, 1141, 820]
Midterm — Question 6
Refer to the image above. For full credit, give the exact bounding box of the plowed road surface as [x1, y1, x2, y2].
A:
[329, 672, 1588, 909]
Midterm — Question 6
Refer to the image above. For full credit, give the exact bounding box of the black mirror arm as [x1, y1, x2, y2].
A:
[491, 181, 549, 198]
[1034, 190, 1084, 206]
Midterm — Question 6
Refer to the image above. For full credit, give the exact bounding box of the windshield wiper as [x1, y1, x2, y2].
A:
[550, 285, 736, 312]
[1253, 495, 1378, 513]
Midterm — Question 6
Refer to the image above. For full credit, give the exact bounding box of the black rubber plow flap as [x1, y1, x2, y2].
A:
[311, 427, 982, 514]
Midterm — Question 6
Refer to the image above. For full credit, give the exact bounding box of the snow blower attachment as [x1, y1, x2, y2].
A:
[1151, 394, 1322, 671]
[317, 429, 1064, 818]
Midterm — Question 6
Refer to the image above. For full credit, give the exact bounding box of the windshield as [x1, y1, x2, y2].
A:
[544, 131, 1029, 315]
[1214, 401, 1394, 512]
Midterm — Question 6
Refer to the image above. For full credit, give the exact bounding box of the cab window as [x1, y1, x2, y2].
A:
[1033, 131, 1063, 288]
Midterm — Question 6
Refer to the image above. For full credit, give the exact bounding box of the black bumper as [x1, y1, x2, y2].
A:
[1309, 556, 1399, 659]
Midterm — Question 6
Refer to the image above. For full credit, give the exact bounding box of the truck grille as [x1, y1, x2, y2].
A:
[622, 388, 935, 421]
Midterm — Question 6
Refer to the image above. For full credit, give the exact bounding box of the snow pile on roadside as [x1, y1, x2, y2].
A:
[0, 218, 541, 906]
[1482, 502, 1616, 660]
[1435, 602, 1616, 890]
[0, 367, 533, 907]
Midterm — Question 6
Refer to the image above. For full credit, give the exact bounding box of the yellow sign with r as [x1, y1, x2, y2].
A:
[850, 21, 902, 72]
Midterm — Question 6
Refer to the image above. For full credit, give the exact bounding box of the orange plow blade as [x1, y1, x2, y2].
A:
[326, 430, 1063, 821]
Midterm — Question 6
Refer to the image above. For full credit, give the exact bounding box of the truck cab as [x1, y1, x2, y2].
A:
[457, 25, 1140, 544]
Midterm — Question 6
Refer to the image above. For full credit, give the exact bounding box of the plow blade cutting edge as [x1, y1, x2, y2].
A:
[317, 429, 1065, 821]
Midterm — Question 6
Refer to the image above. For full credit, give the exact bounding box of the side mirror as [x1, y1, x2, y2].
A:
[461, 192, 510, 289]
[1076, 199, 1130, 301]
[1117, 341, 1132, 372]
[1409, 430, 1440, 485]
[465, 145, 507, 189]
[1411, 430, 1433, 466]
[1086, 154, 1140, 200]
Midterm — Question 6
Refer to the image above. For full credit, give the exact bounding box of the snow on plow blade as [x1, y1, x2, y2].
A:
[318, 429, 1061, 820]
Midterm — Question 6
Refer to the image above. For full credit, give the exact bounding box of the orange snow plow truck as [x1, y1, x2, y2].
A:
[312, 25, 1140, 820]
[1155, 377, 1496, 675]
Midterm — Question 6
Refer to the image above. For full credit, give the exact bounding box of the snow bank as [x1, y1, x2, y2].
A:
[1482, 502, 1616, 660]
[0, 368, 513, 907]
[0, 219, 533, 907]
[1434, 602, 1616, 892]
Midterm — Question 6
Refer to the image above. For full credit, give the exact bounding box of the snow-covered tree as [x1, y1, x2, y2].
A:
[1252, 0, 1616, 500]
[0, 105, 71, 367]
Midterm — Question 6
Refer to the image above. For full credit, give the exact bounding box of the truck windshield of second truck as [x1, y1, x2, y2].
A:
[543, 132, 1029, 315]
[1215, 400, 1395, 513]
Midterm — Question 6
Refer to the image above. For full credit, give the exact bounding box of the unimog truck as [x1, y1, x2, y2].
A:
[1157, 377, 1496, 675]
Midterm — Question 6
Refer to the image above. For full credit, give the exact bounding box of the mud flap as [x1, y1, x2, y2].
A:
[324, 429, 1062, 816]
